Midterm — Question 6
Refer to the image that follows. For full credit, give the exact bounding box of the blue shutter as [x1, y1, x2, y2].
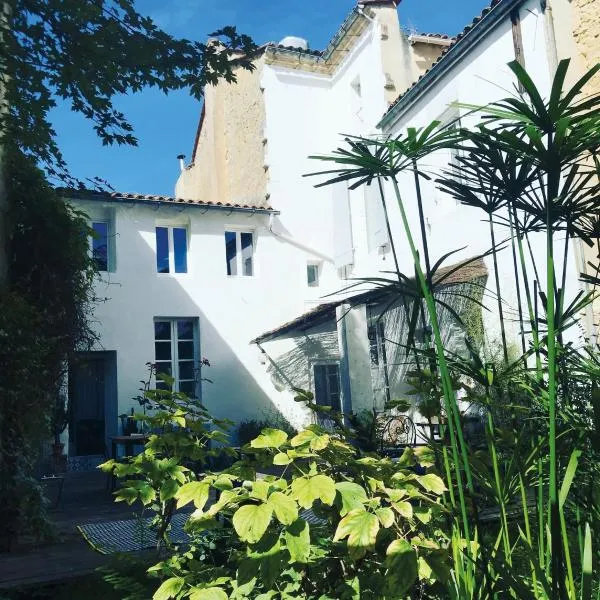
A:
[333, 182, 354, 268]
[365, 181, 389, 251]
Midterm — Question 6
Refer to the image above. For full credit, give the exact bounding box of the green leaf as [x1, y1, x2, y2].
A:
[559, 449, 580, 509]
[416, 473, 446, 495]
[290, 428, 330, 451]
[414, 507, 432, 524]
[175, 481, 210, 510]
[414, 445, 436, 468]
[268, 491, 298, 525]
[153, 576, 184, 600]
[335, 481, 368, 516]
[385, 539, 418, 596]
[160, 479, 179, 503]
[189, 588, 228, 600]
[582, 522, 592, 600]
[392, 501, 413, 519]
[236, 558, 258, 596]
[333, 509, 380, 560]
[285, 519, 310, 563]
[232, 504, 273, 543]
[376, 507, 395, 528]
[273, 452, 292, 466]
[291, 475, 336, 508]
[251, 428, 288, 449]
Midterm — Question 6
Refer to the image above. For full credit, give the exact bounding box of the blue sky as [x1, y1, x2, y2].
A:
[50, 0, 489, 195]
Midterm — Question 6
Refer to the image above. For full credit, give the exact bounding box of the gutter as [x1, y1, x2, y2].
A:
[378, 0, 523, 131]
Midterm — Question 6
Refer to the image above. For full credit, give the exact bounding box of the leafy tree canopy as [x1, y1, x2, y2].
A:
[1, 0, 256, 183]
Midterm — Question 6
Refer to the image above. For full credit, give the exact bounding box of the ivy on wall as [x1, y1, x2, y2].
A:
[0, 148, 97, 550]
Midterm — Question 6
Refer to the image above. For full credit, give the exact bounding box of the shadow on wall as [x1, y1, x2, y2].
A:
[92, 217, 306, 440]
[264, 325, 340, 392]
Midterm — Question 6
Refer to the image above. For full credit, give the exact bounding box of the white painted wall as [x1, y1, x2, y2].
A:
[374, 0, 583, 350]
[73, 198, 322, 436]
[261, 18, 391, 303]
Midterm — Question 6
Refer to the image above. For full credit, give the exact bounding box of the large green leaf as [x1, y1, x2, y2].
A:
[285, 519, 310, 563]
[188, 588, 228, 600]
[251, 428, 288, 449]
[291, 475, 336, 508]
[392, 501, 413, 519]
[290, 428, 330, 451]
[232, 504, 273, 544]
[559, 449, 580, 509]
[335, 481, 367, 516]
[385, 539, 418, 597]
[153, 576, 184, 600]
[160, 479, 179, 503]
[268, 491, 298, 525]
[416, 473, 446, 495]
[376, 507, 395, 528]
[333, 509, 380, 560]
[175, 481, 210, 510]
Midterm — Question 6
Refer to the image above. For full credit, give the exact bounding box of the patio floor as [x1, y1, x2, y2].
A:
[0, 470, 142, 590]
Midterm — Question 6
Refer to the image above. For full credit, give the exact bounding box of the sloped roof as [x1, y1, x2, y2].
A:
[60, 188, 278, 213]
[252, 257, 488, 343]
[379, 0, 519, 129]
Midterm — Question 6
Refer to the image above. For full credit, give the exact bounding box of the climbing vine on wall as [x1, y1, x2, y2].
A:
[0, 147, 98, 549]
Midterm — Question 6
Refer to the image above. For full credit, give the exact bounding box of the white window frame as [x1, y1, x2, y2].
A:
[311, 360, 342, 411]
[89, 219, 113, 273]
[225, 229, 255, 277]
[156, 225, 189, 275]
[153, 318, 200, 397]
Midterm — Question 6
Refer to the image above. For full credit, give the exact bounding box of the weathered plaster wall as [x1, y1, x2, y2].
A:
[175, 59, 268, 208]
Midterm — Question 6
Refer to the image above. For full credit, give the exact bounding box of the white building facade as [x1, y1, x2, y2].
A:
[64, 0, 592, 461]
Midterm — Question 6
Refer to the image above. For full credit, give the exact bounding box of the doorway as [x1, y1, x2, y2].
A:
[69, 352, 117, 456]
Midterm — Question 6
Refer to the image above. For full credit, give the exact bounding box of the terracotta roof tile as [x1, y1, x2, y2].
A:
[58, 188, 277, 212]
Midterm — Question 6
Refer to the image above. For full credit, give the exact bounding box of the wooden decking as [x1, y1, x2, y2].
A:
[0, 471, 137, 590]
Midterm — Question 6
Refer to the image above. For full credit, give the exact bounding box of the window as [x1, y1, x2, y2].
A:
[368, 320, 387, 367]
[154, 318, 198, 397]
[225, 231, 254, 276]
[91, 221, 109, 271]
[156, 226, 188, 274]
[313, 363, 341, 410]
[307, 263, 320, 287]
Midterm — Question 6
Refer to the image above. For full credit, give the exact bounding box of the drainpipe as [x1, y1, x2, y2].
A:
[267, 213, 334, 264]
[541, 0, 558, 76]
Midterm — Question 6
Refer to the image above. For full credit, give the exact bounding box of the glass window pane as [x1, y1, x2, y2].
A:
[155, 362, 172, 378]
[225, 231, 237, 276]
[313, 365, 329, 407]
[173, 227, 188, 273]
[178, 341, 194, 360]
[241, 232, 253, 276]
[178, 361, 195, 380]
[154, 321, 171, 340]
[307, 264, 318, 287]
[92, 222, 109, 271]
[177, 320, 194, 340]
[155, 342, 171, 360]
[156, 227, 170, 273]
[179, 381, 196, 398]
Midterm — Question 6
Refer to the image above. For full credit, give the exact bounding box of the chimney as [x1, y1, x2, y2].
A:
[177, 154, 186, 172]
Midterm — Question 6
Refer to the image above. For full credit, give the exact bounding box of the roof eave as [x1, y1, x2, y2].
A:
[377, 0, 522, 131]
[62, 191, 279, 215]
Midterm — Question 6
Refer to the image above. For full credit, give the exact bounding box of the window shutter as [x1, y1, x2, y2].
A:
[332, 182, 354, 268]
[365, 181, 389, 251]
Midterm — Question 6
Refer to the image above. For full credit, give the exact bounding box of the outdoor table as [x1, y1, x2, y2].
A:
[110, 434, 149, 460]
